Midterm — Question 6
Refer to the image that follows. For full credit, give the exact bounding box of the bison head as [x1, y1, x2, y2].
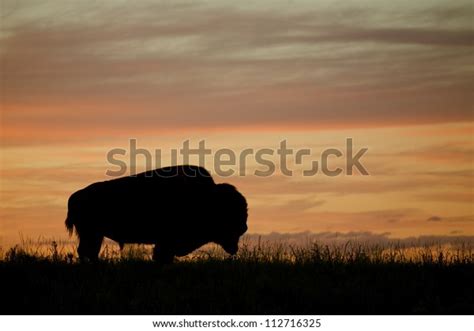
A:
[213, 183, 248, 255]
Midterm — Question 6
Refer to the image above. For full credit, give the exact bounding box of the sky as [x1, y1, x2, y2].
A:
[1, 0, 473, 247]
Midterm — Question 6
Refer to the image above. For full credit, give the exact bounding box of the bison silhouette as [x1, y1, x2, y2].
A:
[65, 165, 248, 263]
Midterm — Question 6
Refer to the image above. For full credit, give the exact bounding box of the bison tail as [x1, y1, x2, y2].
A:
[65, 213, 75, 237]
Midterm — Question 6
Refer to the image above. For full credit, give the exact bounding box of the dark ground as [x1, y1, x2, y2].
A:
[1, 258, 473, 314]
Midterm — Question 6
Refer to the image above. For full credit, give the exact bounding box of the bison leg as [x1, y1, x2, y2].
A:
[152, 245, 174, 264]
[77, 234, 103, 262]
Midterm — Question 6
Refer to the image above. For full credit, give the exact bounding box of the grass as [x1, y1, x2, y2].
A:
[1, 238, 473, 314]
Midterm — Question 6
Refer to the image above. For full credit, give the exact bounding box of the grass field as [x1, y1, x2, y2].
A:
[1, 239, 473, 314]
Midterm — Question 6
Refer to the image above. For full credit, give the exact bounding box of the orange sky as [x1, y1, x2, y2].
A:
[1, 0, 473, 246]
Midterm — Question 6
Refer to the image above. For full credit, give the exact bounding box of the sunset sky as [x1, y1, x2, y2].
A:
[1, 0, 473, 247]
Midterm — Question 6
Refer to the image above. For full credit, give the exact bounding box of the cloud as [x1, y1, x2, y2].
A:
[443, 215, 474, 223]
[243, 231, 474, 247]
[278, 198, 326, 213]
[1, 1, 473, 142]
[391, 142, 474, 163]
[1, 1, 473, 244]
[227, 172, 471, 197]
[425, 215, 474, 223]
[417, 192, 474, 203]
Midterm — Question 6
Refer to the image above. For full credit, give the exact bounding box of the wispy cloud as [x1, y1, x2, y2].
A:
[1, 1, 473, 141]
[244, 231, 474, 246]
[1, 1, 473, 244]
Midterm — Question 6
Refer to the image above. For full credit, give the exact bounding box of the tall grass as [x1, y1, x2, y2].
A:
[2, 236, 473, 314]
[2, 236, 473, 265]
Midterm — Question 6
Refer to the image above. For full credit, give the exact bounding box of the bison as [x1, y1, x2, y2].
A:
[65, 165, 248, 263]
